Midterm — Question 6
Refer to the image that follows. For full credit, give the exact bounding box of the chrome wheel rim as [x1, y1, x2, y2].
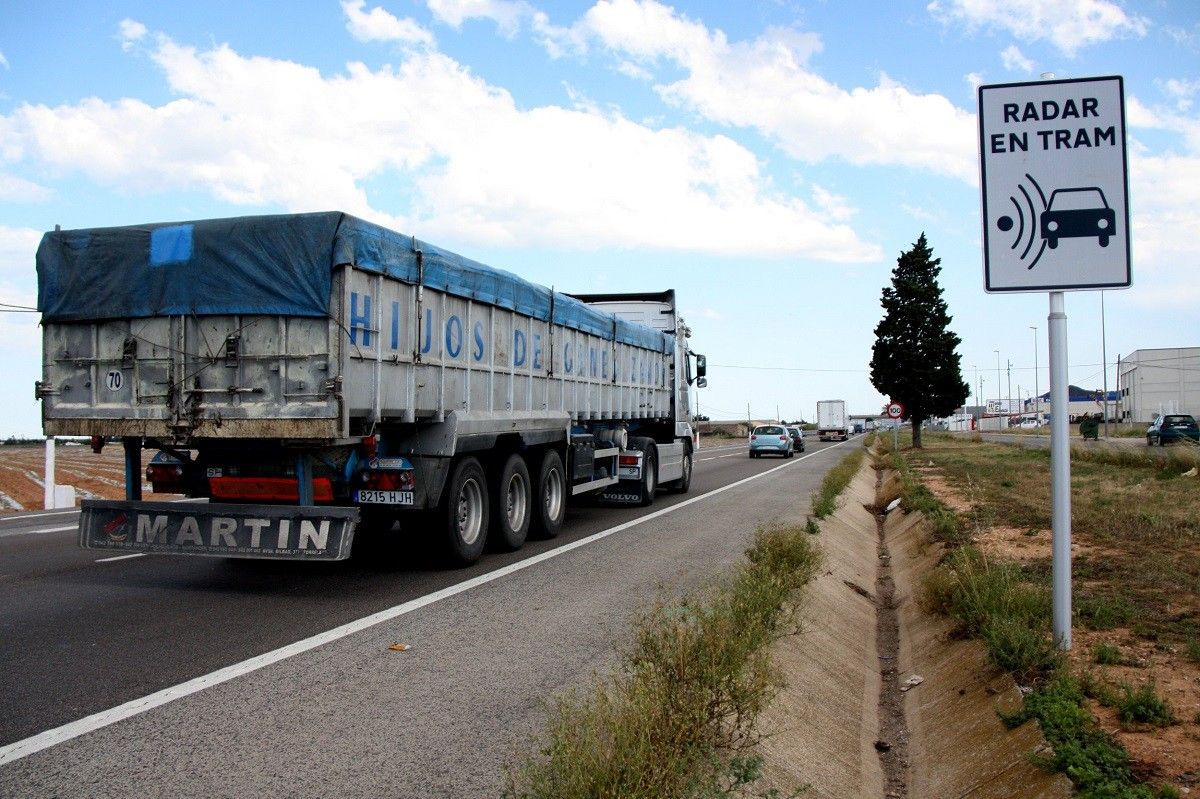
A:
[456, 478, 484, 546]
[506, 472, 529, 531]
[543, 466, 564, 522]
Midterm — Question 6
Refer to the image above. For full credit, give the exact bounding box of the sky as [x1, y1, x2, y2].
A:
[1, 0, 1197, 435]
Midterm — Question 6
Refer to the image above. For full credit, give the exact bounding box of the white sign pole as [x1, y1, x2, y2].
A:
[44, 437, 56, 510]
[1048, 291, 1072, 648]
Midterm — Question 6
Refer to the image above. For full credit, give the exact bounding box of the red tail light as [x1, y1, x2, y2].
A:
[618, 454, 640, 466]
[779, 435, 787, 441]
[750, 435, 757, 441]
[146, 463, 184, 492]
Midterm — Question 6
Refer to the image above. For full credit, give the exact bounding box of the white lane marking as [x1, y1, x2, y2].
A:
[697, 452, 741, 461]
[0, 441, 848, 766]
[0, 524, 77, 539]
[0, 509, 79, 521]
[95, 553, 148, 563]
[0, 497, 210, 537]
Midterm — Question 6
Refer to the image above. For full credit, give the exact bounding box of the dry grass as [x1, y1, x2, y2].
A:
[505, 524, 822, 799]
[909, 434, 1200, 643]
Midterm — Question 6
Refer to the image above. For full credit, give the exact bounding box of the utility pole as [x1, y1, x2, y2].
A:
[1007, 359, 1013, 419]
[1030, 326, 1039, 421]
[995, 350, 1002, 415]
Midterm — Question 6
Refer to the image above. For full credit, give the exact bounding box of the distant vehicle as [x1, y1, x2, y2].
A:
[749, 425, 792, 458]
[816, 400, 850, 442]
[1146, 414, 1199, 446]
[1018, 418, 1041, 429]
[786, 426, 806, 453]
[1041, 187, 1115, 250]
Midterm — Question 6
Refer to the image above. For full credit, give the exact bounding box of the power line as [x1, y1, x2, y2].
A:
[0, 301, 38, 313]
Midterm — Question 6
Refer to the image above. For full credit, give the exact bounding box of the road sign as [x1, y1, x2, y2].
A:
[978, 76, 1130, 293]
[885, 401, 904, 419]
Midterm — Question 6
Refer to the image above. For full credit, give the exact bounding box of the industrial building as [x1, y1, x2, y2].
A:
[1117, 347, 1200, 423]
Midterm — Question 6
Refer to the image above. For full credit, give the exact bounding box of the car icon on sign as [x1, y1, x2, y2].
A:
[1040, 187, 1115, 249]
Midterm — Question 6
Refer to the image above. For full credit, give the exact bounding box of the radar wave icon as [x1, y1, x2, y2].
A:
[995, 173, 1048, 270]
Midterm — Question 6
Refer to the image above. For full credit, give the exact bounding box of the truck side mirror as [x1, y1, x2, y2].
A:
[695, 354, 706, 378]
[696, 377, 707, 388]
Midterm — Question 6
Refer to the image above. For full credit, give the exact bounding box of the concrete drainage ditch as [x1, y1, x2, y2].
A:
[756, 452, 1072, 798]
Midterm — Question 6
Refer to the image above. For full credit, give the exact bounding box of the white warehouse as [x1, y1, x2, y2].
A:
[1117, 347, 1200, 423]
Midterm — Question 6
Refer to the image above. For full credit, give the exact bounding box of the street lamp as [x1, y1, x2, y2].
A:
[1030, 326, 1039, 420]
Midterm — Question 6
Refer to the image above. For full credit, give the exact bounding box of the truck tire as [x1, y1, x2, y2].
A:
[439, 456, 489, 565]
[532, 449, 566, 539]
[665, 443, 692, 494]
[490, 453, 530, 551]
[629, 437, 657, 507]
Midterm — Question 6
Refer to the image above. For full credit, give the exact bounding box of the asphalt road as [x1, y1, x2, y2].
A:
[0, 437, 855, 798]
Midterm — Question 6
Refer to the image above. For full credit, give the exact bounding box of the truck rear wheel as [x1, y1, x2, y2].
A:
[629, 437, 657, 507]
[490, 453, 531, 551]
[531, 449, 566, 539]
[439, 456, 489, 565]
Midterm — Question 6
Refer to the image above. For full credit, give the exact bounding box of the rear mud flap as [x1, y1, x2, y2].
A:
[80, 500, 359, 561]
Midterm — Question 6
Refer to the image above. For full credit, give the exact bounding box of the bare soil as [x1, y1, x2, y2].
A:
[0, 444, 178, 510]
[917, 459, 1200, 793]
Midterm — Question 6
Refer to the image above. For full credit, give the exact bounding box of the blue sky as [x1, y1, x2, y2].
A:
[1, 0, 1197, 434]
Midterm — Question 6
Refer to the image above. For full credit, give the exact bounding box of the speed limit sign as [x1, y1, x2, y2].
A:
[886, 401, 904, 419]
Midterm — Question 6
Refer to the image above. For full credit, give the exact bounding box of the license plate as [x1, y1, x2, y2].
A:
[354, 490, 414, 505]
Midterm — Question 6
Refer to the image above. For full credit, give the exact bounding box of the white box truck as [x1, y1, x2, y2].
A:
[816, 400, 849, 441]
[36, 212, 707, 565]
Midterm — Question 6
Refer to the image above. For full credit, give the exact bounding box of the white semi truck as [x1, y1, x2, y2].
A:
[816, 399, 850, 442]
[36, 212, 706, 565]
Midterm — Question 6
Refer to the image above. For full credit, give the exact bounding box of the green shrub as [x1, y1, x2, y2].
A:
[810, 449, 864, 520]
[1001, 674, 1157, 798]
[1077, 593, 1138, 630]
[982, 616, 1063, 683]
[1115, 681, 1175, 728]
[923, 547, 1050, 636]
[1092, 643, 1124, 666]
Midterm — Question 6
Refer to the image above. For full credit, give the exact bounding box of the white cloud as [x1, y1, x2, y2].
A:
[965, 72, 985, 91]
[1161, 78, 1200, 112]
[0, 50, 9, 69]
[0, 25, 880, 262]
[118, 19, 148, 52]
[0, 225, 43, 290]
[1000, 44, 1033, 73]
[1119, 96, 1200, 307]
[342, 0, 436, 46]
[427, 0, 529, 36]
[555, 0, 976, 183]
[0, 172, 53, 202]
[928, 0, 1149, 57]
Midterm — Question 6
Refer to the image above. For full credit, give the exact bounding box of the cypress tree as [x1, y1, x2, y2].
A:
[870, 233, 970, 448]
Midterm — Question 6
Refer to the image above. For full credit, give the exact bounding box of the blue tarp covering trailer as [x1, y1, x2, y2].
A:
[36, 211, 671, 353]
